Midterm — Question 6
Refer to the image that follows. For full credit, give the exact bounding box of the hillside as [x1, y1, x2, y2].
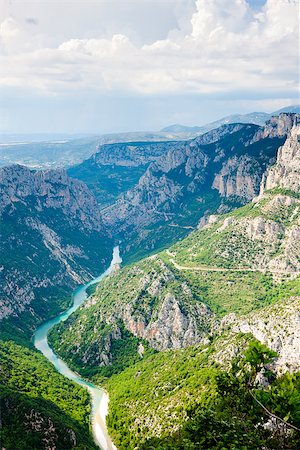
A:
[0, 164, 112, 339]
[102, 114, 294, 262]
[0, 165, 113, 449]
[0, 340, 97, 450]
[68, 141, 177, 208]
[49, 117, 300, 448]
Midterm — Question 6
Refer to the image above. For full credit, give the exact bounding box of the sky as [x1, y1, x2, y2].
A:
[0, 0, 299, 134]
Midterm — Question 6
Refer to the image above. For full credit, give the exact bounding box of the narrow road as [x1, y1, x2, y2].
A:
[165, 251, 297, 277]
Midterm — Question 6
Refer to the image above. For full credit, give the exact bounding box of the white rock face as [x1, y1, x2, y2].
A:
[222, 297, 300, 373]
[260, 119, 300, 195]
[245, 217, 284, 244]
[122, 292, 212, 351]
[212, 155, 262, 201]
[0, 164, 110, 322]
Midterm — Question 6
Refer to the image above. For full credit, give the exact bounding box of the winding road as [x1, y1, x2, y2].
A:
[33, 246, 122, 450]
[166, 252, 296, 278]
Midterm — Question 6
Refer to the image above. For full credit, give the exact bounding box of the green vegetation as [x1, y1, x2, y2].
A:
[118, 130, 286, 264]
[69, 162, 147, 208]
[168, 265, 300, 316]
[0, 340, 96, 449]
[121, 192, 223, 266]
[168, 189, 300, 270]
[104, 339, 300, 449]
[49, 181, 300, 449]
[0, 200, 112, 338]
[49, 318, 156, 382]
[3, 130, 299, 450]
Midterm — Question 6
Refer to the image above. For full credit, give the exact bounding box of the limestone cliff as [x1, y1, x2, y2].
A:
[219, 296, 300, 373]
[0, 165, 112, 330]
[259, 118, 300, 195]
[49, 255, 214, 371]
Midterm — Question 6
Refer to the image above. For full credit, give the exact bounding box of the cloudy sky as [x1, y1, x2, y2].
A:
[0, 0, 299, 134]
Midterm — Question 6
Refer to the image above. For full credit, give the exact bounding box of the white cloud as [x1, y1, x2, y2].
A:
[0, 0, 298, 100]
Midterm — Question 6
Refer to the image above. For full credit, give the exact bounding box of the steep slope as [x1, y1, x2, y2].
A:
[50, 117, 300, 449]
[0, 165, 112, 450]
[102, 114, 294, 262]
[0, 164, 112, 337]
[0, 340, 96, 450]
[171, 118, 300, 279]
[51, 116, 300, 374]
[68, 141, 177, 207]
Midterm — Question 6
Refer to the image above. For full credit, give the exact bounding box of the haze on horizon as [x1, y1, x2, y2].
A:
[0, 0, 299, 134]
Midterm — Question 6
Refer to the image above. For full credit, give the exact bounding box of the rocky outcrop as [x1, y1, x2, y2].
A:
[51, 256, 215, 369]
[255, 113, 297, 140]
[120, 292, 211, 351]
[91, 141, 176, 167]
[212, 155, 262, 201]
[68, 140, 178, 208]
[190, 197, 300, 278]
[97, 257, 214, 352]
[181, 117, 300, 279]
[259, 118, 300, 195]
[0, 164, 111, 328]
[220, 297, 300, 373]
[0, 164, 103, 230]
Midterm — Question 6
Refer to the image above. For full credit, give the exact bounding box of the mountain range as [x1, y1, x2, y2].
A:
[99, 114, 293, 262]
[161, 104, 300, 134]
[1, 105, 299, 170]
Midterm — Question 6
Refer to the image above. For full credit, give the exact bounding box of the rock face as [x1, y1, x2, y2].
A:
[259, 118, 300, 195]
[90, 141, 176, 167]
[0, 165, 103, 230]
[170, 116, 300, 279]
[68, 141, 176, 207]
[0, 164, 112, 329]
[220, 297, 300, 373]
[212, 154, 262, 200]
[101, 117, 291, 257]
[50, 255, 214, 369]
[50, 118, 300, 379]
[258, 112, 297, 139]
[122, 292, 210, 351]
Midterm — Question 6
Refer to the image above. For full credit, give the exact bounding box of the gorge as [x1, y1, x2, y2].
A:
[1, 112, 299, 450]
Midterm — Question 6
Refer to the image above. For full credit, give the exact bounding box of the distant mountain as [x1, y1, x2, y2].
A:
[272, 104, 300, 115]
[161, 124, 203, 133]
[0, 164, 112, 338]
[161, 112, 270, 135]
[161, 105, 300, 136]
[205, 111, 270, 129]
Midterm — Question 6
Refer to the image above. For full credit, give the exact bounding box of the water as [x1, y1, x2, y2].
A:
[33, 246, 122, 450]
